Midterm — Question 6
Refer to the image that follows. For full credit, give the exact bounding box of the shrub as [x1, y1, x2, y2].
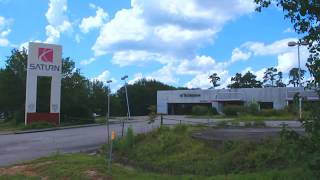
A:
[245, 103, 260, 115]
[192, 105, 210, 116]
[125, 127, 134, 149]
[217, 120, 228, 127]
[212, 107, 219, 115]
[223, 105, 244, 116]
[13, 109, 25, 124]
[113, 127, 135, 152]
[244, 122, 252, 127]
[253, 121, 266, 127]
[258, 109, 282, 117]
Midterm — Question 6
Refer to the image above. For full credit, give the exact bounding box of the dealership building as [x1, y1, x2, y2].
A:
[157, 87, 319, 115]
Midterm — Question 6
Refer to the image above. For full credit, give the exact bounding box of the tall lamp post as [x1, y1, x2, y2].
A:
[121, 75, 130, 136]
[106, 80, 112, 144]
[288, 39, 308, 119]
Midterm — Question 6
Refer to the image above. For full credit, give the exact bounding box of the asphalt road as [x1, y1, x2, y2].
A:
[0, 120, 159, 167]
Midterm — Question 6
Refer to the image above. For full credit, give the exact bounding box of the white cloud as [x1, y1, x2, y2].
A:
[177, 55, 223, 75]
[79, 5, 108, 33]
[0, 38, 9, 47]
[242, 38, 297, 56]
[89, 0, 256, 89]
[283, 27, 294, 33]
[231, 48, 251, 62]
[239, 38, 309, 74]
[92, 0, 255, 63]
[276, 47, 309, 73]
[148, 64, 178, 84]
[0, 16, 12, 47]
[185, 70, 229, 89]
[19, 40, 42, 51]
[92, 70, 110, 82]
[45, 0, 72, 43]
[92, 7, 148, 57]
[75, 34, 81, 43]
[80, 57, 96, 65]
[254, 68, 267, 81]
[128, 73, 144, 84]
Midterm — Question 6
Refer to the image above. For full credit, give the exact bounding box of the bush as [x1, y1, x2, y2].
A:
[13, 109, 25, 124]
[113, 127, 135, 152]
[223, 105, 244, 116]
[212, 107, 219, 115]
[258, 109, 282, 117]
[245, 103, 260, 115]
[112, 125, 299, 176]
[253, 121, 266, 127]
[192, 105, 210, 116]
[217, 120, 228, 127]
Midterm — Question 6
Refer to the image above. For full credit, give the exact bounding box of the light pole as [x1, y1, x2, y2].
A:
[121, 75, 130, 136]
[288, 39, 308, 119]
[106, 80, 112, 144]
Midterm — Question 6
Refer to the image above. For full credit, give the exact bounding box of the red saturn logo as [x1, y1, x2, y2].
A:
[38, 48, 53, 63]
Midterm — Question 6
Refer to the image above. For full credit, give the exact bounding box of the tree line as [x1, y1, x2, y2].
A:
[208, 67, 306, 89]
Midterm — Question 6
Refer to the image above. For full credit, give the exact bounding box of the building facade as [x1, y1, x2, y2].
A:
[157, 87, 319, 115]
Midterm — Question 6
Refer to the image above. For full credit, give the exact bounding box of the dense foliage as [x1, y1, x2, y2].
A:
[110, 125, 317, 177]
[114, 78, 178, 116]
[228, 71, 263, 88]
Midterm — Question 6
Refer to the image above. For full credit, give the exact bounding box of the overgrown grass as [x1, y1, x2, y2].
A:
[0, 121, 25, 131]
[189, 114, 296, 121]
[0, 125, 317, 179]
[108, 125, 316, 178]
[0, 153, 316, 180]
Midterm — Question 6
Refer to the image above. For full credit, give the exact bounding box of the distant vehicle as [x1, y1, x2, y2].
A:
[92, 113, 101, 118]
[0, 112, 5, 121]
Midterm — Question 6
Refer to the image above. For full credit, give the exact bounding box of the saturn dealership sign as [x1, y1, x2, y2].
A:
[25, 42, 62, 125]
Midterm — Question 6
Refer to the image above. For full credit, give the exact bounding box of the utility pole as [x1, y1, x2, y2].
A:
[106, 80, 112, 144]
[121, 75, 130, 136]
[288, 39, 308, 119]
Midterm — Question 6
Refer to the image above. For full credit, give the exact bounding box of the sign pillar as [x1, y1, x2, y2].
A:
[25, 42, 62, 125]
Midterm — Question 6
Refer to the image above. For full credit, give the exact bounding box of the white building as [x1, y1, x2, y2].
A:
[157, 87, 319, 115]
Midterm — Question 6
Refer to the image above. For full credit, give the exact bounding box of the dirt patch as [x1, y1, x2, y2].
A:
[0, 164, 37, 177]
[0, 161, 54, 178]
[86, 170, 111, 180]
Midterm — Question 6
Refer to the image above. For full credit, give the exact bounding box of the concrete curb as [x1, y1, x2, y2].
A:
[0, 119, 147, 135]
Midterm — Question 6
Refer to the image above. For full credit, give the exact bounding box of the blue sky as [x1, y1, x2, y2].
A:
[0, 0, 309, 91]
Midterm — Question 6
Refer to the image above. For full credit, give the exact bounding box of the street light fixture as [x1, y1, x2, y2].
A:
[288, 39, 308, 119]
[121, 75, 130, 136]
[106, 80, 112, 144]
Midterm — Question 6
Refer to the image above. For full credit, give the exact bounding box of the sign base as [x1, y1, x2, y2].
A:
[26, 113, 60, 125]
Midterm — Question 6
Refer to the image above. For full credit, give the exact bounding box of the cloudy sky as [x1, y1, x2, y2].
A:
[0, 0, 309, 91]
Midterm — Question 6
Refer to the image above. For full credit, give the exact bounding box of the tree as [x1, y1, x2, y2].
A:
[116, 78, 177, 116]
[263, 67, 285, 87]
[255, 0, 320, 90]
[228, 71, 263, 88]
[208, 73, 220, 89]
[288, 68, 306, 87]
[228, 73, 242, 88]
